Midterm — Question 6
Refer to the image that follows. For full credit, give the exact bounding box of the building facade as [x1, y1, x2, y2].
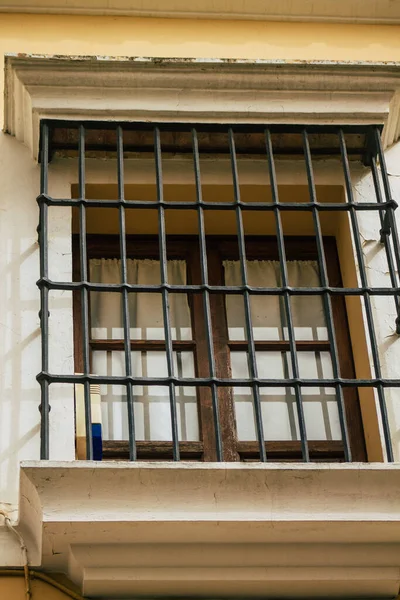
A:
[1, 2, 400, 599]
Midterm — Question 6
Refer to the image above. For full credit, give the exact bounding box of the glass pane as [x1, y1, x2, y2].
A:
[231, 350, 341, 441]
[287, 261, 327, 341]
[224, 259, 327, 341]
[90, 258, 192, 340]
[224, 260, 282, 341]
[92, 350, 198, 442]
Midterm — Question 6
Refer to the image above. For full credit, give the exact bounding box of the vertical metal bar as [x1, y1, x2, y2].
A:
[39, 122, 50, 459]
[265, 129, 310, 462]
[78, 125, 93, 460]
[228, 128, 266, 462]
[370, 154, 400, 331]
[117, 126, 136, 461]
[373, 128, 400, 334]
[154, 127, 180, 461]
[192, 128, 223, 461]
[303, 129, 351, 461]
[339, 129, 393, 462]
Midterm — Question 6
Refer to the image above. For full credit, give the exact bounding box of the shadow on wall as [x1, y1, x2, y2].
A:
[0, 134, 76, 507]
[0, 575, 79, 599]
[0, 134, 41, 506]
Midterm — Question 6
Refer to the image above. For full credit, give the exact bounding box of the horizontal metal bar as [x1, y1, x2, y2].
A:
[42, 118, 383, 135]
[37, 372, 400, 388]
[37, 194, 396, 212]
[37, 278, 400, 296]
[51, 143, 370, 158]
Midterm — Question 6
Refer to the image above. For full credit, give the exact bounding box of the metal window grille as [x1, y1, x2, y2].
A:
[37, 121, 400, 463]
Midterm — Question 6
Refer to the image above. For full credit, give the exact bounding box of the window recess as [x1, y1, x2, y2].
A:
[37, 121, 400, 463]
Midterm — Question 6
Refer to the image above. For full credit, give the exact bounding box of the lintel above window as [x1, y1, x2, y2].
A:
[4, 55, 400, 160]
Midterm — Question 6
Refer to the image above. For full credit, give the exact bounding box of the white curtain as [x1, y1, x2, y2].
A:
[89, 257, 341, 443]
[224, 260, 341, 442]
[89, 258, 198, 442]
[90, 258, 192, 341]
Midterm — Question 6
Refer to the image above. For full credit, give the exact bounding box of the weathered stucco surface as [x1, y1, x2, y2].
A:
[1, 10, 400, 590]
[1, 15, 400, 126]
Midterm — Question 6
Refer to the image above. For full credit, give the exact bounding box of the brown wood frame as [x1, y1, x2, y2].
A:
[72, 234, 367, 462]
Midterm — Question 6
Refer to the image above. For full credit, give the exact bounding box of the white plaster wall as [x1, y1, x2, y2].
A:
[341, 141, 400, 460]
[0, 132, 74, 518]
[0, 134, 41, 512]
[371, 141, 400, 461]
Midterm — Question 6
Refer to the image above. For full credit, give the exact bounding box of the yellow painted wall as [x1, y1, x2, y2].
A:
[1, 14, 400, 63]
[71, 183, 343, 234]
[1, 13, 400, 129]
[0, 576, 77, 599]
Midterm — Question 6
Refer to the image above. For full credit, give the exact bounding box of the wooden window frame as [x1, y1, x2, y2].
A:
[72, 234, 367, 462]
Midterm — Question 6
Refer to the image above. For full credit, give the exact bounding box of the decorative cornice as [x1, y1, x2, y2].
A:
[4, 55, 400, 160]
[0, 0, 400, 24]
[18, 461, 400, 598]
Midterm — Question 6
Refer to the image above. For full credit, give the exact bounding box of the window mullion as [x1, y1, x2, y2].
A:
[207, 245, 239, 461]
[324, 243, 367, 461]
[192, 128, 223, 461]
[188, 247, 219, 461]
[229, 128, 266, 462]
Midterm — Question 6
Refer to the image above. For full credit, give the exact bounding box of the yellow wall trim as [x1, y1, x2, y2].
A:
[0, 0, 400, 24]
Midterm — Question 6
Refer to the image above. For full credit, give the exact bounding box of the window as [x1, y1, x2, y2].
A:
[37, 121, 400, 463]
[73, 234, 365, 462]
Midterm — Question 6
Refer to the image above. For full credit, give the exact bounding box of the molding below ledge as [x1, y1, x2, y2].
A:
[18, 461, 400, 598]
[4, 55, 400, 160]
[0, 0, 400, 23]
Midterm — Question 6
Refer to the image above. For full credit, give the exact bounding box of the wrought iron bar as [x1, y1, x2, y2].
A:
[78, 125, 93, 460]
[373, 129, 400, 334]
[36, 279, 400, 296]
[38, 122, 50, 460]
[339, 128, 394, 462]
[303, 129, 351, 461]
[37, 372, 400, 388]
[229, 128, 266, 462]
[192, 128, 223, 461]
[36, 121, 400, 464]
[40, 197, 396, 211]
[370, 155, 400, 332]
[265, 128, 309, 462]
[117, 126, 137, 461]
[154, 127, 180, 461]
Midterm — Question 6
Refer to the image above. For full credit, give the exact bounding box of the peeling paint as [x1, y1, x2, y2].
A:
[6, 52, 400, 69]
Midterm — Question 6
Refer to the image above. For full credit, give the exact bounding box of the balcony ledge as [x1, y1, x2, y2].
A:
[18, 461, 400, 598]
[0, 0, 400, 24]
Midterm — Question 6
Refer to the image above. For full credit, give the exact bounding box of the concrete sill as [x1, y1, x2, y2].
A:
[17, 461, 400, 597]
